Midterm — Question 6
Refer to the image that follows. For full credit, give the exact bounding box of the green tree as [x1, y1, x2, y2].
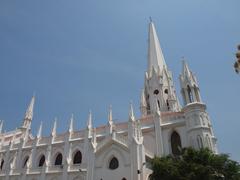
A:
[150, 148, 240, 180]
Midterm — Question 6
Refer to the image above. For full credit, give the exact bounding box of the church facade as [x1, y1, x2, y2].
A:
[0, 21, 217, 180]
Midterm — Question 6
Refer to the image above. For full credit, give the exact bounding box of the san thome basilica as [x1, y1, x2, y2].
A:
[0, 21, 217, 180]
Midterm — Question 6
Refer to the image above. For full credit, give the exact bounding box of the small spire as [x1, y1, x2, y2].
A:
[37, 121, 43, 139]
[87, 111, 92, 130]
[140, 89, 147, 107]
[108, 105, 113, 124]
[69, 114, 74, 133]
[24, 95, 35, 121]
[51, 118, 57, 137]
[91, 128, 97, 147]
[0, 120, 3, 134]
[129, 102, 135, 122]
[182, 59, 191, 78]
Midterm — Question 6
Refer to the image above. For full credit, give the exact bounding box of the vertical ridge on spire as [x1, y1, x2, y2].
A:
[148, 21, 167, 75]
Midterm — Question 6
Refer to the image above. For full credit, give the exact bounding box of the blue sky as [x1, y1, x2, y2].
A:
[0, 0, 239, 161]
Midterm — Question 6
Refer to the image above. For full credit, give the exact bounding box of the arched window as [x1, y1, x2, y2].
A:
[0, 159, 4, 170]
[187, 85, 193, 103]
[171, 131, 182, 155]
[166, 99, 170, 110]
[38, 155, 45, 167]
[22, 156, 29, 168]
[54, 153, 63, 166]
[109, 157, 119, 170]
[194, 85, 200, 102]
[122, 178, 127, 180]
[197, 135, 203, 149]
[73, 151, 82, 164]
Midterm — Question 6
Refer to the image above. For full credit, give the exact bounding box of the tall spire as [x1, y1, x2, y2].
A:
[108, 105, 113, 125]
[148, 21, 167, 76]
[22, 95, 35, 128]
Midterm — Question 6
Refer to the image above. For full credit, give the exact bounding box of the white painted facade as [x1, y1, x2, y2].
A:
[0, 21, 217, 180]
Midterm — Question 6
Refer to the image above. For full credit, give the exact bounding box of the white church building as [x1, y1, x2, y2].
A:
[0, 21, 217, 180]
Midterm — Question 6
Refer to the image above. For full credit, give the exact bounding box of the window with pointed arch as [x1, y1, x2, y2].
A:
[171, 131, 182, 155]
[109, 157, 119, 170]
[22, 156, 29, 168]
[187, 85, 193, 103]
[54, 153, 63, 166]
[197, 135, 203, 149]
[0, 159, 4, 170]
[38, 155, 45, 167]
[73, 150, 82, 164]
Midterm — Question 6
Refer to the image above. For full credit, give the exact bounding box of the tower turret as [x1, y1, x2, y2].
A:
[180, 60, 202, 105]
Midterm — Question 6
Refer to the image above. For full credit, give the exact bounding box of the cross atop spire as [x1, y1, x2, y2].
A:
[148, 21, 167, 76]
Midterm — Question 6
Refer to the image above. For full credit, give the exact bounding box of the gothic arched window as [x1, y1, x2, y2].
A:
[109, 157, 119, 170]
[197, 135, 203, 149]
[187, 85, 193, 103]
[0, 159, 4, 170]
[54, 153, 63, 166]
[38, 155, 45, 167]
[22, 156, 29, 168]
[171, 131, 182, 155]
[73, 151, 82, 164]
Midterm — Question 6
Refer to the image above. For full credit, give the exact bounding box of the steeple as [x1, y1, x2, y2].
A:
[148, 21, 167, 76]
[142, 21, 180, 114]
[22, 96, 35, 129]
[69, 114, 74, 133]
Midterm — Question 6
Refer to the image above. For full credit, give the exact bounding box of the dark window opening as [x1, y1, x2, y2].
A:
[187, 85, 193, 103]
[38, 155, 45, 167]
[171, 131, 182, 155]
[157, 100, 160, 109]
[122, 178, 127, 180]
[23, 156, 29, 168]
[73, 151, 82, 164]
[0, 160, 4, 170]
[164, 89, 168, 94]
[54, 153, 63, 166]
[109, 157, 119, 170]
[154, 89, 159, 95]
[166, 100, 170, 110]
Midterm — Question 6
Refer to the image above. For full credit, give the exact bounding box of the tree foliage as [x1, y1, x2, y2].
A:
[150, 148, 240, 180]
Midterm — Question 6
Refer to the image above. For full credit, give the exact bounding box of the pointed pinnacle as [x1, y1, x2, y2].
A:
[108, 105, 113, 123]
[37, 121, 43, 138]
[140, 89, 147, 107]
[87, 110, 92, 129]
[52, 118, 57, 136]
[24, 96, 35, 120]
[129, 102, 135, 121]
[69, 114, 74, 132]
